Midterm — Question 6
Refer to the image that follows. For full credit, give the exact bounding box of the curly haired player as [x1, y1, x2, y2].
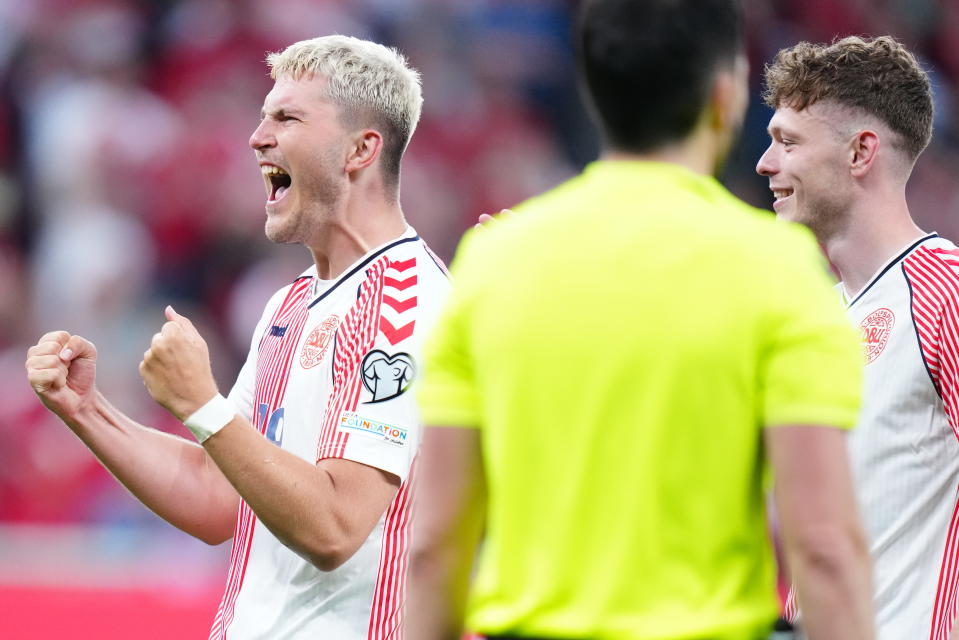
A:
[757, 35, 957, 639]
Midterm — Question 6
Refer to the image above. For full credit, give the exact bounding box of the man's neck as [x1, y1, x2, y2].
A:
[308, 198, 407, 280]
[603, 136, 717, 177]
[602, 114, 727, 177]
[825, 191, 925, 299]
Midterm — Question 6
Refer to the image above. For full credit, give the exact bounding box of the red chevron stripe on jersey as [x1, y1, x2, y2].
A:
[903, 246, 959, 640]
[382, 294, 417, 313]
[210, 277, 313, 640]
[379, 317, 415, 345]
[390, 257, 416, 272]
[384, 275, 417, 291]
[380, 259, 419, 346]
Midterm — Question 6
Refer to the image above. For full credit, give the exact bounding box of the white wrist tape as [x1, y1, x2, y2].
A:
[183, 394, 236, 443]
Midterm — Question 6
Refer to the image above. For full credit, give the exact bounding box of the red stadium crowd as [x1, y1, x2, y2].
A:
[0, 0, 958, 591]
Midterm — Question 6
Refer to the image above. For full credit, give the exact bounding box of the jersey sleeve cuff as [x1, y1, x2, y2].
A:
[318, 411, 417, 482]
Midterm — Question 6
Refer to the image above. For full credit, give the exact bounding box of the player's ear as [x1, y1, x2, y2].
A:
[345, 129, 383, 175]
[849, 130, 880, 178]
[709, 53, 749, 134]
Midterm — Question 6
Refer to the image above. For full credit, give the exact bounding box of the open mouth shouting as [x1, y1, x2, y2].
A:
[262, 164, 292, 204]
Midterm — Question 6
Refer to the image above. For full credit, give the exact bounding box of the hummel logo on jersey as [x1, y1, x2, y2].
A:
[379, 258, 418, 345]
[361, 350, 415, 403]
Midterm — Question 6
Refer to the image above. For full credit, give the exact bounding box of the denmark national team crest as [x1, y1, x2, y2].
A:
[859, 307, 894, 364]
[299, 315, 339, 369]
[361, 350, 415, 403]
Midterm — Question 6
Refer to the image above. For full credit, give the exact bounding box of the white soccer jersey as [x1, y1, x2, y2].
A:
[208, 227, 450, 640]
[788, 233, 959, 639]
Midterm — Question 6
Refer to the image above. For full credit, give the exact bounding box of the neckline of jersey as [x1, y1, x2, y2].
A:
[585, 159, 739, 213]
[587, 158, 724, 188]
[844, 232, 939, 307]
[306, 227, 420, 309]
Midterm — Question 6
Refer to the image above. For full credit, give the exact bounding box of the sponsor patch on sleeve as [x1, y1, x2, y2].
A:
[337, 412, 409, 447]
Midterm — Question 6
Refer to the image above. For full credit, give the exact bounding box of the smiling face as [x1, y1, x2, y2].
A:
[756, 104, 856, 241]
[249, 74, 349, 245]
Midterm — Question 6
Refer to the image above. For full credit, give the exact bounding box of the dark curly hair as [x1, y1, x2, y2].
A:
[763, 36, 933, 161]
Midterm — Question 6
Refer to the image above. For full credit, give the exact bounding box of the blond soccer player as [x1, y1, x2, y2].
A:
[26, 35, 450, 640]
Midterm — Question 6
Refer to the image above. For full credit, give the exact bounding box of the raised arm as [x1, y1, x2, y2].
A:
[138, 306, 399, 570]
[766, 424, 874, 640]
[196, 416, 400, 570]
[25, 331, 240, 544]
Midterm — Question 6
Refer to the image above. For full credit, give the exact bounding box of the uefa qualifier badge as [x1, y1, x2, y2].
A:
[361, 350, 415, 402]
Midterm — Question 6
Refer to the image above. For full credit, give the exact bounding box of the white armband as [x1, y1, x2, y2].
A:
[183, 394, 236, 443]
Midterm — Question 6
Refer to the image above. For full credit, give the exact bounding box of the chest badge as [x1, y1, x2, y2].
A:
[859, 307, 894, 364]
[300, 315, 339, 369]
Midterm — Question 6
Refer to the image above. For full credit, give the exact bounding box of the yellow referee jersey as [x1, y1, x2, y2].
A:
[417, 160, 863, 639]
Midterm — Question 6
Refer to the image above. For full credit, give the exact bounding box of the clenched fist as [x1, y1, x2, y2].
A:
[140, 306, 219, 421]
[25, 331, 98, 420]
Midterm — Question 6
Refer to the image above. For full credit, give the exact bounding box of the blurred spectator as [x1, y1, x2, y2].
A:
[0, 0, 956, 554]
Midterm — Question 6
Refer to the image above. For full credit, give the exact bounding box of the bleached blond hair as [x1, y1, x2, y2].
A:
[267, 35, 423, 183]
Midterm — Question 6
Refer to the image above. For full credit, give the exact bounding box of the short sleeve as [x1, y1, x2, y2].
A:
[323, 255, 451, 481]
[331, 324, 423, 481]
[760, 225, 864, 429]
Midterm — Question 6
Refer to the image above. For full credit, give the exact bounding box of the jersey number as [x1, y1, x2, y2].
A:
[257, 404, 285, 445]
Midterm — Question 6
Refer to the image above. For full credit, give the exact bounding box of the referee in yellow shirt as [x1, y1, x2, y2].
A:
[408, 1, 875, 639]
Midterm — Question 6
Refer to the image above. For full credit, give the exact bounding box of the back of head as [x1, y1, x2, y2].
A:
[763, 36, 933, 163]
[267, 35, 423, 185]
[575, 0, 744, 154]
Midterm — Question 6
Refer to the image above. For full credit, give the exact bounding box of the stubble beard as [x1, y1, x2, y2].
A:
[798, 190, 852, 244]
[264, 169, 345, 246]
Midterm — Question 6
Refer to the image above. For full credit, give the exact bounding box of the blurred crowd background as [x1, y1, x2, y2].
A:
[0, 0, 957, 634]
